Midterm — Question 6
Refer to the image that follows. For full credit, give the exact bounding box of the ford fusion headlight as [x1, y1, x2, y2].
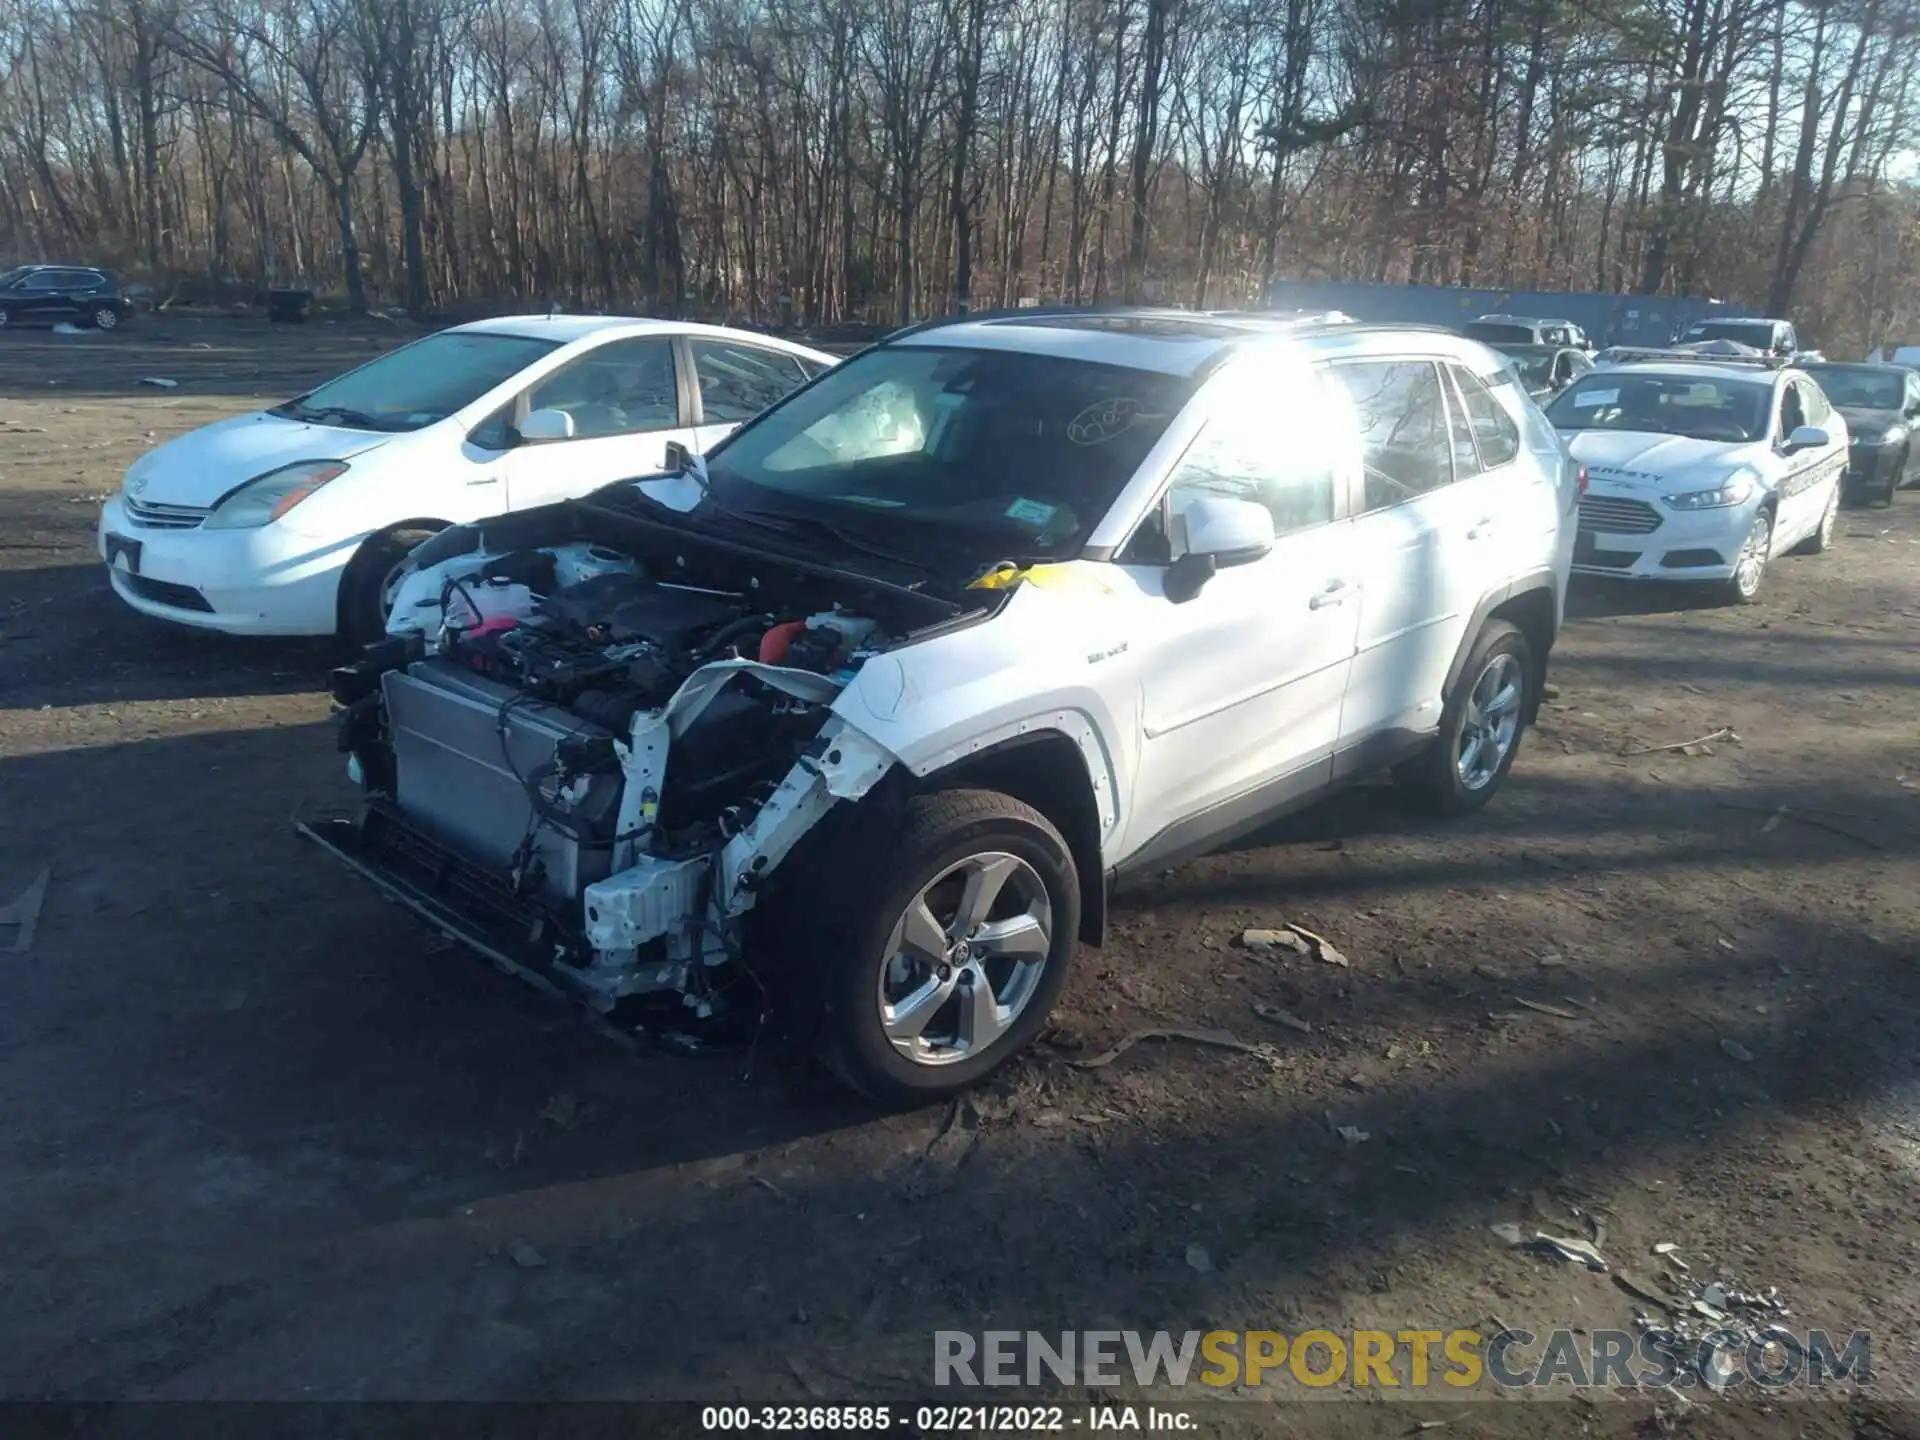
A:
[1663, 471, 1756, 510]
[204, 460, 349, 529]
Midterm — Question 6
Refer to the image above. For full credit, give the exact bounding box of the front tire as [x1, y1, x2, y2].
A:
[808, 789, 1080, 1108]
[338, 525, 441, 646]
[1398, 620, 1534, 817]
[1721, 509, 1773, 604]
[89, 304, 121, 332]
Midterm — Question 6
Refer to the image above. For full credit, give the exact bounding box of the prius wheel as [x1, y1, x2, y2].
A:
[1399, 620, 1533, 817]
[339, 524, 441, 646]
[809, 790, 1079, 1108]
[1721, 511, 1773, 603]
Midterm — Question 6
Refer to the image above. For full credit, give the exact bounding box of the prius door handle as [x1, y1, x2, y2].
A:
[466, 476, 501, 486]
[1308, 578, 1351, 610]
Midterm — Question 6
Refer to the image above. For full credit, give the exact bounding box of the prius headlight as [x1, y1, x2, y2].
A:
[204, 460, 349, 529]
[1663, 470, 1756, 510]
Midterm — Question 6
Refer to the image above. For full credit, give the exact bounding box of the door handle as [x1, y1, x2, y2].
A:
[466, 476, 501, 486]
[1308, 578, 1350, 610]
[1466, 517, 1496, 539]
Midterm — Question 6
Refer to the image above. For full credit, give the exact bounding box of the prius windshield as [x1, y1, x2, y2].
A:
[705, 344, 1197, 557]
[274, 331, 560, 432]
[1547, 372, 1770, 442]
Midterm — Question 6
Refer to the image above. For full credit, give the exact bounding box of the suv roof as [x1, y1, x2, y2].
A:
[882, 305, 1416, 377]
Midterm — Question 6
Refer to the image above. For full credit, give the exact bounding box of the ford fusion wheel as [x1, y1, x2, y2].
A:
[1724, 511, 1772, 603]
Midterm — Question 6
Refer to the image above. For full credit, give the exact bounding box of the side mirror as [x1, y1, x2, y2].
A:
[1165, 496, 1275, 603]
[1784, 425, 1829, 453]
[518, 407, 575, 443]
[663, 439, 694, 473]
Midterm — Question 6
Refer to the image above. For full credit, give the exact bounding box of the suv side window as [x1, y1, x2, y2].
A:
[1330, 359, 1454, 511]
[690, 340, 808, 424]
[525, 337, 679, 440]
[1446, 363, 1522, 469]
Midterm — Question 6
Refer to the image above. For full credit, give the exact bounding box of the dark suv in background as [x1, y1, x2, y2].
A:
[0, 266, 132, 331]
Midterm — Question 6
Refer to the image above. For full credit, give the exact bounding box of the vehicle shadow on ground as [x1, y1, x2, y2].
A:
[5, 723, 1919, 1398]
[0, 562, 338, 708]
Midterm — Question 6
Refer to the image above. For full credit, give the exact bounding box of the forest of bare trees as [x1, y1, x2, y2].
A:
[4, 0, 1920, 351]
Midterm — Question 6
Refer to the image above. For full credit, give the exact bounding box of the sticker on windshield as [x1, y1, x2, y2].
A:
[1067, 397, 1142, 445]
[1005, 497, 1059, 526]
[1572, 388, 1620, 407]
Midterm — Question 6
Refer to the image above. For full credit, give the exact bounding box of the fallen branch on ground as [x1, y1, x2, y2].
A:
[1067, 1027, 1278, 1070]
[1621, 726, 1736, 756]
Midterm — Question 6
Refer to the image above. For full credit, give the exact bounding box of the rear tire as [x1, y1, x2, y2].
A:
[338, 525, 441, 646]
[1797, 486, 1840, 554]
[1397, 620, 1534, 818]
[803, 789, 1080, 1108]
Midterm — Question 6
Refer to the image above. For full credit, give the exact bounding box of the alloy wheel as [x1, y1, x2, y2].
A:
[94, 308, 119, 331]
[875, 851, 1052, 1068]
[1456, 652, 1524, 792]
[1733, 513, 1771, 599]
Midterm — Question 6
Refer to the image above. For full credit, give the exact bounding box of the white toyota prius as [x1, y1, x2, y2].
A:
[1545, 355, 1848, 603]
[96, 316, 837, 641]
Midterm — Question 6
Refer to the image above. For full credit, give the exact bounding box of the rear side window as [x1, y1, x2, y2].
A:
[691, 341, 809, 424]
[1447, 364, 1522, 469]
[1330, 360, 1454, 511]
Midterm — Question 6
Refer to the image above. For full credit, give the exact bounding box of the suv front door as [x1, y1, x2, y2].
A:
[1118, 359, 1362, 856]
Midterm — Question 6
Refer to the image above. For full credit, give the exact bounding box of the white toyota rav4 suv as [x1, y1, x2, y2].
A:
[1548, 353, 1847, 602]
[303, 310, 1579, 1105]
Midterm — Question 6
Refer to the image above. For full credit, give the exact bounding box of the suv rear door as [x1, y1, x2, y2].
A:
[1325, 356, 1476, 762]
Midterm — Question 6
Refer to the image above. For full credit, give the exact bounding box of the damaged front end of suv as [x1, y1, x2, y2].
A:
[302, 488, 983, 1047]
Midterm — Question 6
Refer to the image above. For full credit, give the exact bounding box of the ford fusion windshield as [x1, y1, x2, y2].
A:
[1547, 374, 1767, 443]
[704, 345, 1197, 558]
[275, 331, 560, 433]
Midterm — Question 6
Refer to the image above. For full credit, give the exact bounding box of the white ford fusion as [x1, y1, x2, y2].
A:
[1544, 357, 1847, 603]
[96, 316, 835, 641]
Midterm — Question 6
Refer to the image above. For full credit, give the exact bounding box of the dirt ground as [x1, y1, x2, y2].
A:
[2, 316, 1918, 1438]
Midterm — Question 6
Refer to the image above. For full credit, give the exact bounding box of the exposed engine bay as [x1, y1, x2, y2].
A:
[305, 493, 987, 1041]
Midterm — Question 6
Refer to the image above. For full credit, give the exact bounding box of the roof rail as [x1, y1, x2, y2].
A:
[1595, 346, 1790, 369]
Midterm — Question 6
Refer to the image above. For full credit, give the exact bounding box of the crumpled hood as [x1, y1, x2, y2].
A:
[122, 411, 393, 508]
[1564, 430, 1756, 488]
[1835, 406, 1901, 443]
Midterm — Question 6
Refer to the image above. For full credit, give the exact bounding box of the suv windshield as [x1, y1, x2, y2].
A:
[1684, 321, 1777, 348]
[1547, 372, 1769, 442]
[1803, 366, 1904, 410]
[275, 331, 560, 432]
[704, 344, 1198, 559]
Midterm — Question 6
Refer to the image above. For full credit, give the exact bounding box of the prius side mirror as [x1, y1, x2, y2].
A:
[518, 407, 575, 443]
